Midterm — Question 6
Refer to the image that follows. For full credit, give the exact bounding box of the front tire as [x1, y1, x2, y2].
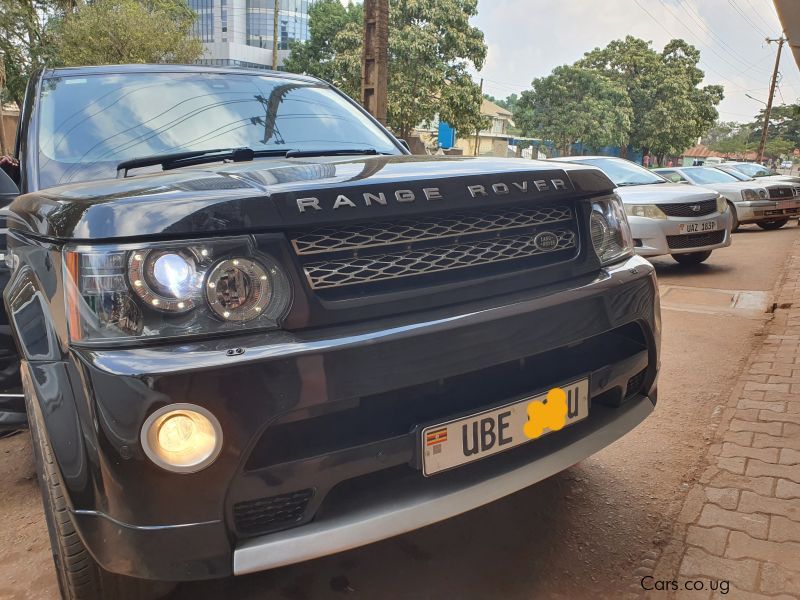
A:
[757, 218, 789, 230]
[25, 378, 173, 600]
[672, 250, 712, 266]
[727, 202, 739, 232]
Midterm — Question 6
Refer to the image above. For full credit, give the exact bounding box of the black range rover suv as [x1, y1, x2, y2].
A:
[3, 65, 660, 599]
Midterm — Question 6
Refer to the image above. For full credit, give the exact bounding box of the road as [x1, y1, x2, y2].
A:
[1, 223, 797, 600]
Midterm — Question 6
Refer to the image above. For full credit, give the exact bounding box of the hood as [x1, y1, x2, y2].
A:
[683, 180, 754, 194]
[10, 155, 615, 241]
[615, 182, 718, 204]
[758, 175, 800, 185]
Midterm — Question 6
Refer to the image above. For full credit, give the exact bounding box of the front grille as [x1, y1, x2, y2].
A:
[302, 230, 576, 290]
[666, 230, 725, 250]
[233, 489, 314, 534]
[768, 187, 794, 199]
[291, 204, 579, 291]
[291, 205, 573, 255]
[657, 199, 717, 217]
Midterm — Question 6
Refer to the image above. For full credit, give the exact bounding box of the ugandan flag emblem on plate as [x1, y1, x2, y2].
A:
[425, 427, 448, 446]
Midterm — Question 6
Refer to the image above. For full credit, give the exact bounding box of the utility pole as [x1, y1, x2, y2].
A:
[756, 37, 786, 164]
[0, 49, 7, 156]
[473, 78, 483, 156]
[362, 0, 389, 125]
[272, 0, 279, 70]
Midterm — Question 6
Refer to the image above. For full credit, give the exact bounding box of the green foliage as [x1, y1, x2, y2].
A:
[284, 0, 488, 139]
[0, 0, 202, 106]
[484, 92, 518, 113]
[284, 0, 363, 97]
[514, 65, 632, 155]
[0, 0, 64, 105]
[750, 103, 800, 149]
[53, 0, 203, 66]
[763, 137, 795, 160]
[574, 36, 723, 158]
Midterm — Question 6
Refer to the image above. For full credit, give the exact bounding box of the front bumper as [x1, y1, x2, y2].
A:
[628, 211, 732, 257]
[735, 198, 800, 223]
[35, 255, 660, 581]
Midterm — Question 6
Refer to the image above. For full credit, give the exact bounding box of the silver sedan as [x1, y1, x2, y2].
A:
[551, 157, 731, 265]
[653, 166, 800, 231]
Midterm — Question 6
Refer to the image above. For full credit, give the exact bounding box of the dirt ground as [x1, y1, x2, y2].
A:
[0, 224, 796, 600]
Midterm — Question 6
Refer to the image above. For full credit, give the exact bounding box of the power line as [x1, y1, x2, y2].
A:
[742, 0, 781, 33]
[632, 0, 763, 85]
[676, 0, 773, 72]
[657, 0, 772, 79]
[727, 0, 772, 38]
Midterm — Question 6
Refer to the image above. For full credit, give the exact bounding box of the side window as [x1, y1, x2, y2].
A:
[660, 171, 685, 183]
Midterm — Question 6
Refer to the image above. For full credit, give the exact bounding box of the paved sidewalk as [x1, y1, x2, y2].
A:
[641, 238, 800, 599]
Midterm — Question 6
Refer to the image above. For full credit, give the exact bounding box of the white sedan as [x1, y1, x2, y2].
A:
[551, 156, 731, 266]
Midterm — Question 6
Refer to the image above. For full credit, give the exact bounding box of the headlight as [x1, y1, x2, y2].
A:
[64, 237, 291, 343]
[741, 188, 767, 201]
[716, 195, 727, 213]
[590, 195, 634, 266]
[624, 204, 667, 219]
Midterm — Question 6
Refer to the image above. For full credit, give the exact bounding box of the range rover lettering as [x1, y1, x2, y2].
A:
[2, 65, 660, 599]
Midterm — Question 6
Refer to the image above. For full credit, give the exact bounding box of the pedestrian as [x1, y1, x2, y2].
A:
[643, 154, 650, 168]
[667, 159, 674, 168]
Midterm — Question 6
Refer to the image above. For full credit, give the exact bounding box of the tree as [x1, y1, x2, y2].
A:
[578, 36, 723, 160]
[710, 124, 755, 156]
[513, 65, 632, 155]
[284, 0, 488, 139]
[0, 0, 66, 106]
[284, 0, 363, 98]
[749, 103, 800, 150]
[53, 0, 203, 67]
[702, 121, 739, 147]
[484, 92, 518, 113]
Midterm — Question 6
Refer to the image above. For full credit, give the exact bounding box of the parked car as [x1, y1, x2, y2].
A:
[718, 161, 800, 185]
[711, 165, 800, 194]
[4, 64, 660, 599]
[654, 166, 800, 231]
[781, 160, 793, 170]
[551, 156, 731, 265]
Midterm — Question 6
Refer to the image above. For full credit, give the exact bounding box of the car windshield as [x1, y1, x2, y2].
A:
[571, 157, 667, 186]
[682, 167, 740, 185]
[716, 167, 752, 181]
[37, 71, 401, 188]
[730, 163, 774, 178]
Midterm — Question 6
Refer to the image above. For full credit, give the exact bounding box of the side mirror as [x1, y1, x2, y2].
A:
[0, 168, 19, 198]
[398, 139, 411, 152]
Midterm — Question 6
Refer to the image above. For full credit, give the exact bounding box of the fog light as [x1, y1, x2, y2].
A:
[141, 404, 222, 473]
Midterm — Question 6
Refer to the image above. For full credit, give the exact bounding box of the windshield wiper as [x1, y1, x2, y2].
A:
[117, 147, 388, 177]
[116, 147, 289, 177]
[284, 148, 385, 158]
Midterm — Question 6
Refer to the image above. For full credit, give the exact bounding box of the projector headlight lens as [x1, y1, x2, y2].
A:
[206, 258, 272, 322]
[141, 404, 222, 473]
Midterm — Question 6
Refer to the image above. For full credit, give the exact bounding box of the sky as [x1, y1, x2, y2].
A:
[341, 0, 799, 124]
[468, 0, 799, 124]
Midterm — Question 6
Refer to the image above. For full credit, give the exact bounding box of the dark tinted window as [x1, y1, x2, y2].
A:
[37, 72, 400, 188]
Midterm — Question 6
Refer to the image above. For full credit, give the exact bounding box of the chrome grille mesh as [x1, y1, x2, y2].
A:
[302, 230, 577, 290]
[291, 205, 573, 255]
